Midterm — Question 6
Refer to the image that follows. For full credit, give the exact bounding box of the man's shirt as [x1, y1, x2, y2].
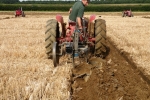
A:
[69, 1, 85, 22]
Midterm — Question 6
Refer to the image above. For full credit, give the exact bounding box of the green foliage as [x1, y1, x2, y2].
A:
[0, 0, 150, 4]
[0, 0, 19, 4]
[20, 1, 75, 4]
[19, 0, 150, 4]
[0, 4, 150, 12]
[86, 4, 150, 12]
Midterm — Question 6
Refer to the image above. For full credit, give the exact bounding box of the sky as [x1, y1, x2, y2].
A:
[19, 0, 27, 1]
[20, 0, 44, 1]
[19, 0, 67, 1]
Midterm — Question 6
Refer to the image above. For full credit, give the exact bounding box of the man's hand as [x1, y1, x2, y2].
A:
[69, 8, 72, 14]
[78, 26, 83, 33]
[78, 26, 82, 29]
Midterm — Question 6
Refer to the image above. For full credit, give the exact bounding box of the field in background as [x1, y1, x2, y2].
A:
[0, 12, 150, 99]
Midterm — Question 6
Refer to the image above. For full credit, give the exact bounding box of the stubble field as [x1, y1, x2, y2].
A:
[0, 11, 150, 100]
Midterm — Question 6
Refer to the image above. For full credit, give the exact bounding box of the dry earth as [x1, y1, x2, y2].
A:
[71, 41, 150, 100]
[0, 11, 150, 100]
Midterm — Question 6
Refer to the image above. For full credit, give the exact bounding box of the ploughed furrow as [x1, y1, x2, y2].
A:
[70, 40, 150, 100]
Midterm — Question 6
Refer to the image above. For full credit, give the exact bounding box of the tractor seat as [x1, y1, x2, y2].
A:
[68, 22, 76, 26]
[67, 21, 76, 29]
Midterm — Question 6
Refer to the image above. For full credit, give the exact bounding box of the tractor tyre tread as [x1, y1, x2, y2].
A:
[45, 19, 59, 58]
[94, 19, 107, 56]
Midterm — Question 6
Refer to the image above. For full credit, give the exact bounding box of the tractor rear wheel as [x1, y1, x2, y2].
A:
[131, 13, 134, 17]
[94, 19, 107, 58]
[22, 12, 25, 17]
[122, 12, 126, 17]
[45, 19, 59, 59]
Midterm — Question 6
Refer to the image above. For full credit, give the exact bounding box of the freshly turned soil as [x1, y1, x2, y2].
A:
[71, 40, 150, 100]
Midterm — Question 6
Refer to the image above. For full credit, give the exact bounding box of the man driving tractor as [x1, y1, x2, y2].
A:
[68, 0, 89, 31]
[45, 0, 107, 67]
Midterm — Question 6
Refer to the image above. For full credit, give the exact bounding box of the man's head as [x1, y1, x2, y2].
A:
[82, 0, 89, 6]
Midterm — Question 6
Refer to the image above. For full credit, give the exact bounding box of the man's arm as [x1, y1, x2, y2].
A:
[77, 17, 82, 29]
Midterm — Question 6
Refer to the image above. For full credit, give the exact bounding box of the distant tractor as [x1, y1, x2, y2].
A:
[122, 9, 133, 17]
[15, 7, 25, 17]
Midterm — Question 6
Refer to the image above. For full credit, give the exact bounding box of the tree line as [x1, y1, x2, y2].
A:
[1, 3, 149, 11]
[0, 0, 150, 4]
[0, 0, 19, 4]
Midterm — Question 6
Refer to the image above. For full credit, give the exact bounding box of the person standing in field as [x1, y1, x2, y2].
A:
[68, 0, 89, 30]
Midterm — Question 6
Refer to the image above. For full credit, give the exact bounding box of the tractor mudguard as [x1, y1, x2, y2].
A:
[56, 15, 66, 37]
[56, 15, 64, 24]
[89, 15, 96, 22]
[87, 15, 96, 36]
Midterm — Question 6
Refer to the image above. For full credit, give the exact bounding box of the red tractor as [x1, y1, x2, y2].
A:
[45, 15, 107, 67]
[122, 9, 133, 17]
[15, 7, 25, 17]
